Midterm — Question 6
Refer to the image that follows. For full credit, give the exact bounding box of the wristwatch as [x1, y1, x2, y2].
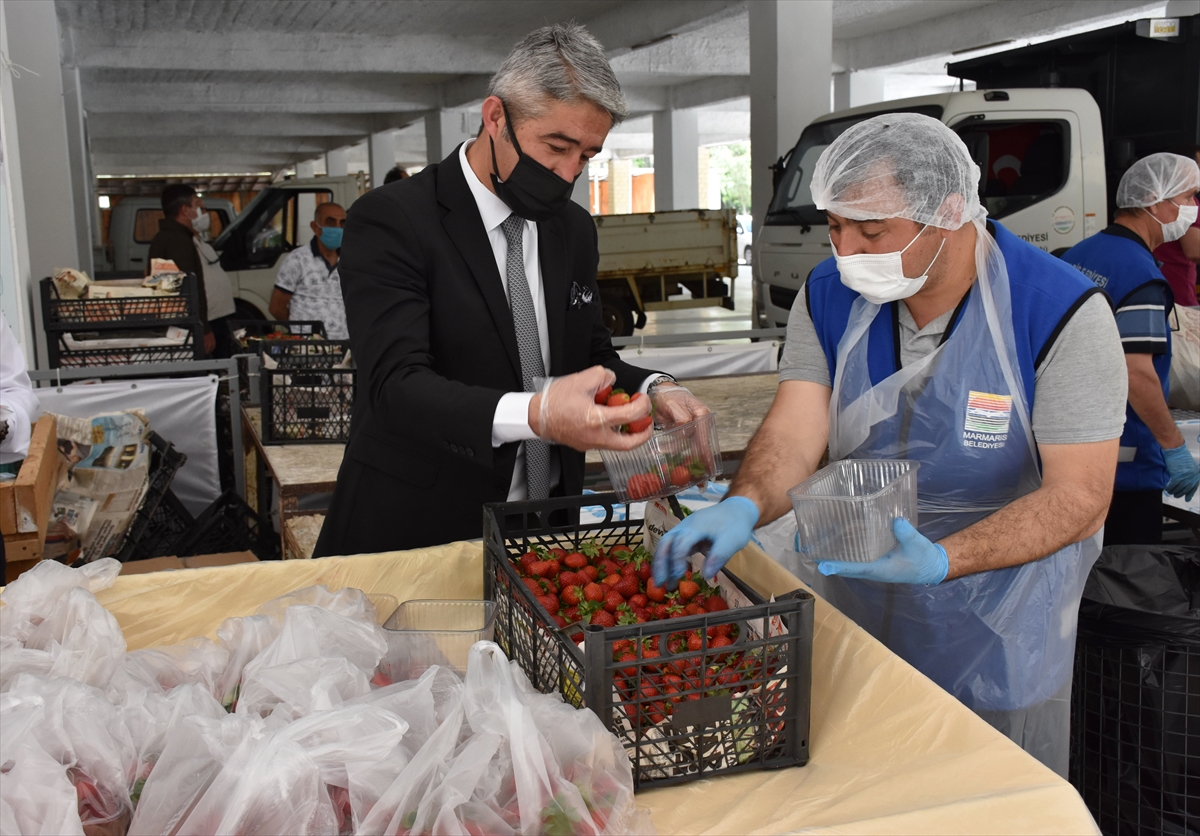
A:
[646, 374, 676, 394]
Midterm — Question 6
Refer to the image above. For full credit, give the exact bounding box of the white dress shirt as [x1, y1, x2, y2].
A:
[460, 141, 663, 501]
[0, 312, 43, 464]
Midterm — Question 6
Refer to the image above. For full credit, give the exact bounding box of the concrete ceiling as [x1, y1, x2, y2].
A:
[59, 0, 1167, 177]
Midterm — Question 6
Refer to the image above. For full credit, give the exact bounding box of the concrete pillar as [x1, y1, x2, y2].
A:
[833, 71, 886, 111]
[61, 65, 97, 276]
[425, 108, 476, 166]
[608, 159, 632, 215]
[368, 130, 395, 189]
[0, 1, 34, 360]
[7, 0, 92, 367]
[296, 159, 318, 179]
[571, 161, 590, 211]
[652, 109, 699, 212]
[325, 147, 349, 177]
[750, 0, 833, 231]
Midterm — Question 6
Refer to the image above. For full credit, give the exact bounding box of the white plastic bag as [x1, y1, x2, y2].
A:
[0, 558, 121, 645]
[1169, 303, 1200, 410]
[109, 637, 230, 701]
[236, 655, 372, 721]
[245, 604, 387, 675]
[255, 585, 379, 624]
[0, 697, 85, 836]
[213, 614, 280, 710]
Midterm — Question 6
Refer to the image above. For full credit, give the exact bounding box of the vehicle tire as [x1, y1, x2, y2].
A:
[234, 298, 267, 321]
[743, 245, 753, 265]
[602, 297, 636, 337]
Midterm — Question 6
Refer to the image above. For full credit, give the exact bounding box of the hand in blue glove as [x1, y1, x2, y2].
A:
[817, 517, 949, 585]
[653, 496, 760, 587]
[1163, 443, 1200, 502]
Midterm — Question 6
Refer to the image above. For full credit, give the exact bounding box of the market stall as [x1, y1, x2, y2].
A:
[94, 539, 1099, 835]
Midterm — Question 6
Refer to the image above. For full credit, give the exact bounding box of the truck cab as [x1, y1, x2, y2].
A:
[104, 196, 237, 277]
[754, 88, 1107, 327]
[213, 176, 361, 319]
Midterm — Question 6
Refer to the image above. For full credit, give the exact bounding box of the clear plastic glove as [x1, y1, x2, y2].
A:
[1163, 443, 1200, 502]
[654, 496, 760, 587]
[532, 365, 652, 452]
[650, 383, 711, 429]
[817, 518, 949, 585]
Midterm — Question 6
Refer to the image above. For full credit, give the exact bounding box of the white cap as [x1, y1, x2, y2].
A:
[1115, 152, 1200, 208]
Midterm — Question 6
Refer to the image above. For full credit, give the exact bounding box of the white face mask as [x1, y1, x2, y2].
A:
[1148, 201, 1198, 243]
[191, 208, 211, 234]
[831, 225, 946, 305]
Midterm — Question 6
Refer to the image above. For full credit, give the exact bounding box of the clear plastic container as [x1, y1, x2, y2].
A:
[600, 413, 722, 501]
[382, 599, 497, 680]
[788, 459, 919, 563]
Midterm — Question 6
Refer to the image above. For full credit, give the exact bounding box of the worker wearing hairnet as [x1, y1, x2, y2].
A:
[654, 113, 1129, 775]
[1062, 153, 1200, 545]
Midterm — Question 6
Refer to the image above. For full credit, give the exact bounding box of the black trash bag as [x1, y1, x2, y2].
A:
[1070, 545, 1200, 836]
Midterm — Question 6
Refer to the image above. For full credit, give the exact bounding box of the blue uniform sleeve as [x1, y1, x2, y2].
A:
[1114, 281, 1172, 355]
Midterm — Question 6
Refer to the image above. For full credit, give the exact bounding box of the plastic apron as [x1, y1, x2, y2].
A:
[766, 221, 1100, 777]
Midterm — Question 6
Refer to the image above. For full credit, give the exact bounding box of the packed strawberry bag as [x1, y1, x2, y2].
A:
[0, 559, 647, 836]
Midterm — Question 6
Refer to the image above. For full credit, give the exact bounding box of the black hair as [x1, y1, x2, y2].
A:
[161, 184, 197, 220]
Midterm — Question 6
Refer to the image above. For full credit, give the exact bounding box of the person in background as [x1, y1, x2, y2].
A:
[1063, 152, 1200, 545]
[1152, 146, 1200, 307]
[147, 184, 214, 355]
[383, 166, 408, 185]
[0, 311, 43, 576]
[192, 196, 237, 357]
[269, 203, 349, 339]
[654, 113, 1127, 776]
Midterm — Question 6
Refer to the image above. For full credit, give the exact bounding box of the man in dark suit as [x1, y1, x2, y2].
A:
[315, 23, 708, 556]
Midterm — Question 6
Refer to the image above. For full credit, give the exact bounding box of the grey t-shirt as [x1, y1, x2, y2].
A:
[779, 285, 1127, 444]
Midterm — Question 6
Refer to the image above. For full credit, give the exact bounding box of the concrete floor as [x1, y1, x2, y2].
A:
[639, 263, 756, 338]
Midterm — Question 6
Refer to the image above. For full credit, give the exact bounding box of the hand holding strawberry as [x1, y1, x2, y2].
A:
[530, 366, 652, 452]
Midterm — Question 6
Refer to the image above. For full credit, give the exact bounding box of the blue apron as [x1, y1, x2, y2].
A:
[768, 222, 1099, 776]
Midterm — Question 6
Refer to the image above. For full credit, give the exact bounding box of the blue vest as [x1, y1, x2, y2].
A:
[1061, 229, 1172, 492]
[807, 221, 1102, 420]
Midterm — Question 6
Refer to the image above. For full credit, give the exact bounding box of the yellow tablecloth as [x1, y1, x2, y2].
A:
[95, 541, 1098, 835]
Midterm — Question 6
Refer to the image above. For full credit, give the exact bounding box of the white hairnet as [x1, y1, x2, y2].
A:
[1115, 152, 1200, 208]
[811, 112, 986, 231]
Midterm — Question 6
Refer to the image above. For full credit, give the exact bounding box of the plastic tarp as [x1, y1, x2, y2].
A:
[617, 341, 778, 379]
[86, 540, 1097, 835]
[35, 376, 219, 516]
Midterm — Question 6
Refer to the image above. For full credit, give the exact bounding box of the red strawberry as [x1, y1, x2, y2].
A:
[519, 551, 540, 574]
[711, 635, 733, 648]
[670, 464, 692, 487]
[687, 631, 704, 652]
[603, 590, 625, 613]
[626, 472, 662, 500]
[560, 585, 585, 607]
[549, 548, 567, 559]
[612, 638, 634, 654]
[684, 602, 706, 616]
[371, 670, 394, 688]
[613, 574, 639, 598]
[616, 604, 639, 625]
[609, 544, 633, 562]
[667, 603, 686, 618]
[581, 565, 600, 582]
[705, 596, 729, 612]
[651, 603, 671, 620]
[602, 573, 622, 587]
[563, 605, 580, 623]
[563, 552, 588, 570]
[536, 594, 559, 614]
[590, 609, 616, 628]
[594, 384, 612, 405]
[558, 570, 581, 589]
[677, 579, 700, 602]
[646, 579, 667, 603]
[599, 558, 622, 577]
[632, 606, 652, 622]
[616, 652, 638, 677]
[606, 389, 630, 407]
[552, 614, 568, 628]
[528, 560, 551, 578]
[539, 559, 560, 578]
[629, 593, 648, 608]
[583, 582, 605, 603]
[626, 410, 653, 434]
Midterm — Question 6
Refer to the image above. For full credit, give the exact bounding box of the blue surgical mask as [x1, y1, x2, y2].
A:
[319, 226, 343, 250]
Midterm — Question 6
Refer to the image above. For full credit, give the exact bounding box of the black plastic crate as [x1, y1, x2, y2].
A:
[259, 340, 354, 444]
[41, 275, 202, 329]
[47, 333, 202, 369]
[483, 493, 813, 790]
[112, 432, 187, 560]
[117, 488, 195, 563]
[227, 320, 326, 353]
[174, 489, 276, 561]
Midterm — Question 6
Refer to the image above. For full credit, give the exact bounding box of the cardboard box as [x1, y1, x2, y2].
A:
[119, 556, 185, 575]
[1, 415, 62, 564]
[180, 551, 258, 569]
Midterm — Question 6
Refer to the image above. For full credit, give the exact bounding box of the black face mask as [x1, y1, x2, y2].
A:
[489, 102, 579, 222]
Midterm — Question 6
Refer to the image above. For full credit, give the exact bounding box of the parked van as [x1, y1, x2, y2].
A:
[103, 196, 236, 277]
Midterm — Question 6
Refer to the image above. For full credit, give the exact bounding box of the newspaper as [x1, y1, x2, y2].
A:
[44, 410, 152, 562]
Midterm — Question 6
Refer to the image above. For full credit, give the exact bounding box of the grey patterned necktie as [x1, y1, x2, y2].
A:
[500, 214, 549, 500]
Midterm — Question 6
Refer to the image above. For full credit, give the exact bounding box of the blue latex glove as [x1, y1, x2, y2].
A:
[654, 496, 760, 586]
[1163, 443, 1200, 502]
[817, 518, 949, 585]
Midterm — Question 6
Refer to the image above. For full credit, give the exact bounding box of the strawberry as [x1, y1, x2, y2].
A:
[522, 577, 541, 593]
[558, 570, 581, 589]
[536, 594, 559, 614]
[583, 582, 605, 603]
[552, 614, 568, 628]
[705, 595, 729, 612]
[603, 590, 625, 613]
[684, 602, 706, 616]
[580, 540, 602, 560]
[616, 652, 638, 677]
[560, 585, 585, 607]
[613, 574, 639, 598]
[646, 578, 668, 603]
[687, 631, 704, 652]
[519, 551, 540, 574]
[606, 389, 630, 407]
[677, 579, 700, 602]
[670, 464, 692, 487]
[667, 603, 686, 618]
[628, 592, 648, 608]
[549, 547, 567, 559]
[612, 638, 634, 654]
[539, 559, 560, 578]
[626, 472, 662, 500]
[539, 577, 559, 595]
[563, 605, 580, 623]
[581, 565, 600, 582]
[371, 670, 394, 688]
[590, 609, 616, 628]
[594, 384, 612, 405]
[563, 552, 588, 570]
[651, 603, 671, 620]
[528, 560, 551, 578]
[616, 604, 639, 625]
[609, 544, 633, 562]
[626, 414, 653, 434]
[601, 573, 621, 588]
[632, 606, 652, 622]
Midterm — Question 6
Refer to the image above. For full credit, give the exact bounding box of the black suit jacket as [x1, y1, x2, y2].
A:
[314, 146, 660, 555]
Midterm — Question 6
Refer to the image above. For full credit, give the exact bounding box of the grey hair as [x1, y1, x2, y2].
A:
[487, 23, 628, 130]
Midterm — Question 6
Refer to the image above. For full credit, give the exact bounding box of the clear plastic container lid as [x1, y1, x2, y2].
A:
[381, 599, 497, 679]
[599, 413, 723, 502]
[787, 459, 919, 563]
